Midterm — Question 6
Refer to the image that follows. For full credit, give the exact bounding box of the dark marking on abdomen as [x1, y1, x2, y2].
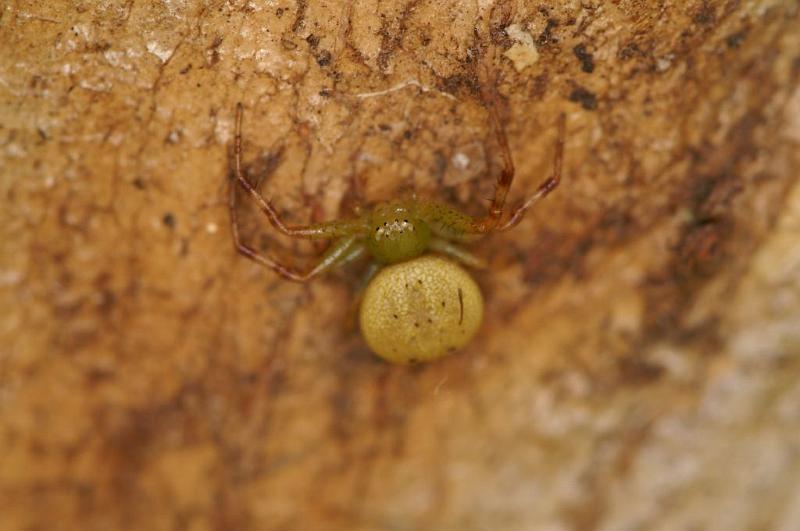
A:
[458, 287, 464, 324]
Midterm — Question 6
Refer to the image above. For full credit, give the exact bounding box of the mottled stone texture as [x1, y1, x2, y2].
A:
[1, 1, 799, 530]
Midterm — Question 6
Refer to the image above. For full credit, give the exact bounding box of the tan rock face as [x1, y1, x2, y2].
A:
[2, 1, 799, 530]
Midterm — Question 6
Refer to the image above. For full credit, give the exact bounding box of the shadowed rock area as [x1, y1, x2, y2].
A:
[2, 1, 800, 530]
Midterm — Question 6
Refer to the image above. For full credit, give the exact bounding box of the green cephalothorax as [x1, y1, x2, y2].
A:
[365, 202, 431, 264]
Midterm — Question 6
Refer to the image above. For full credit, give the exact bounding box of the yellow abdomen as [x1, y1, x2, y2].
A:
[359, 256, 484, 363]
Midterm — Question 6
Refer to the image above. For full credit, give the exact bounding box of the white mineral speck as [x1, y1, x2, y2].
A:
[504, 24, 539, 72]
[452, 152, 470, 170]
[146, 41, 175, 63]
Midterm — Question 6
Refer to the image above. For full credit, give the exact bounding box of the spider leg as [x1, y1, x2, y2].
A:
[229, 168, 365, 282]
[332, 238, 369, 269]
[233, 103, 366, 240]
[497, 113, 566, 232]
[456, 60, 516, 234]
[482, 69, 515, 229]
[346, 261, 382, 330]
[429, 237, 487, 269]
[416, 112, 564, 240]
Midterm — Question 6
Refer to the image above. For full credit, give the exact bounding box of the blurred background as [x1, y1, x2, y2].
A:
[2, 1, 799, 530]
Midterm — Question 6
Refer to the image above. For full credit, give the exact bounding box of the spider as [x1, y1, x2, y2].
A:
[228, 83, 566, 364]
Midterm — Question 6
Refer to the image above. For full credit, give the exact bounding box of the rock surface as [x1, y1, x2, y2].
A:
[2, 1, 799, 530]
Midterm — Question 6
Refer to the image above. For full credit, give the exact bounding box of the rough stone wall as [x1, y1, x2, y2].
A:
[1, 1, 799, 530]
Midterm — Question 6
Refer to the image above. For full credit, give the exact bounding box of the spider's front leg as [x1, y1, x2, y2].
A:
[228, 103, 369, 282]
[229, 174, 366, 281]
[496, 112, 566, 231]
[233, 103, 366, 240]
[469, 61, 566, 234]
[479, 65, 516, 231]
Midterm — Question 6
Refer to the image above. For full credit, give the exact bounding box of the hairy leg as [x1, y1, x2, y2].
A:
[233, 103, 367, 240]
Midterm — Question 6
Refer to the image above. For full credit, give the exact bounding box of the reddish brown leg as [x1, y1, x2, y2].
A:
[233, 103, 366, 240]
[497, 113, 566, 231]
[471, 65, 516, 233]
[228, 166, 365, 282]
[486, 82, 515, 223]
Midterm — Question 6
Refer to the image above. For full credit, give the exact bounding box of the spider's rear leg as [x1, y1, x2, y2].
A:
[429, 237, 487, 269]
